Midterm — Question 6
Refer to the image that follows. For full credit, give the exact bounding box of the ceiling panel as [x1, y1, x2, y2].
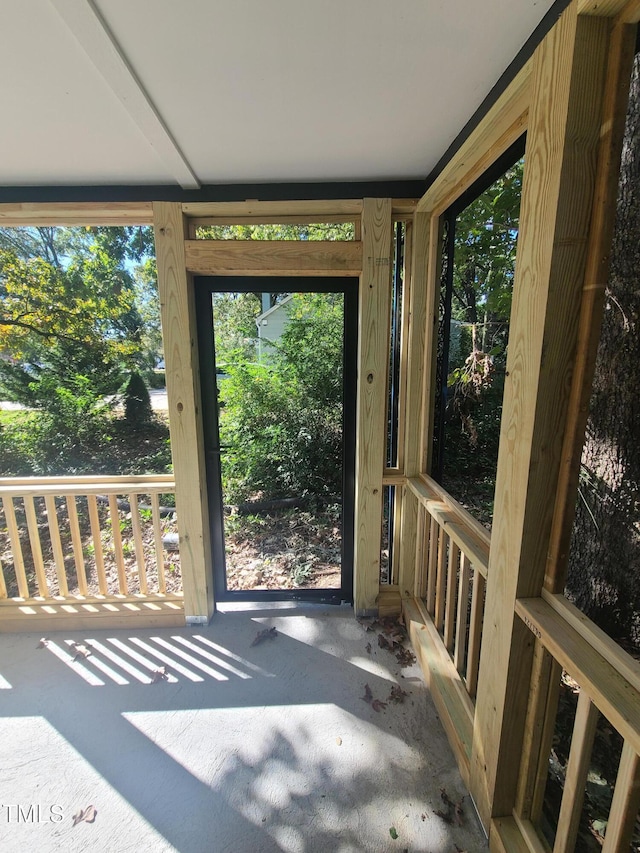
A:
[0, 0, 557, 188]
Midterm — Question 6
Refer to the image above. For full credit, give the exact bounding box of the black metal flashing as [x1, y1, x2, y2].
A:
[0, 180, 426, 205]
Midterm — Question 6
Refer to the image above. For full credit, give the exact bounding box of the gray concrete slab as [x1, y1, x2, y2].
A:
[0, 604, 487, 853]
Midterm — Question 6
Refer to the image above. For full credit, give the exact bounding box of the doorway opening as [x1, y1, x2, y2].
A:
[196, 276, 357, 604]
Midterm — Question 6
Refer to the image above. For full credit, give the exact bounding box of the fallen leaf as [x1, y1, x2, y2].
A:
[72, 805, 97, 826]
[388, 685, 409, 704]
[434, 808, 452, 823]
[389, 826, 398, 840]
[365, 642, 372, 655]
[361, 683, 373, 704]
[251, 626, 278, 646]
[378, 633, 394, 651]
[151, 666, 168, 684]
[395, 646, 416, 667]
[455, 798, 464, 826]
[371, 698, 387, 712]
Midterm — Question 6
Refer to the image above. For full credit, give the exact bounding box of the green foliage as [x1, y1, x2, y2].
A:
[219, 293, 344, 504]
[123, 371, 153, 426]
[196, 222, 355, 241]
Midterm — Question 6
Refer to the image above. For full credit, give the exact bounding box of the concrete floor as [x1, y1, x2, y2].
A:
[0, 604, 487, 853]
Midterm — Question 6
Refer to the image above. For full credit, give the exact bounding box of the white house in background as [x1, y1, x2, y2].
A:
[255, 294, 293, 361]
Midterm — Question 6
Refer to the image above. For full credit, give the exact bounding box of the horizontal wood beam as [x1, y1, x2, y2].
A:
[516, 597, 640, 756]
[0, 202, 153, 226]
[417, 60, 531, 216]
[578, 0, 640, 17]
[182, 200, 364, 218]
[184, 239, 362, 276]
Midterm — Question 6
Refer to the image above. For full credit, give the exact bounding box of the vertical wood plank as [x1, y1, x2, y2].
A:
[129, 494, 148, 594]
[390, 486, 403, 588]
[3, 497, 29, 598]
[516, 642, 562, 822]
[24, 496, 48, 597]
[545, 20, 637, 591]
[602, 741, 640, 853]
[397, 211, 429, 594]
[87, 494, 107, 595]
[466, 569, 485, 699]
[154, 201, 214, 623]
[454, 554, 471, 672]
[553, 690, 599, 853]
[421, 215, 444, 475]
[470, 8, 612, 827]
[66, 496, 88, 595]
[434, 528, 448, 632]
[151, 493, 167, 594]
[399, 486, 418, 597]
[426, 515, 438, 614]
[45, 495, 68, 597]
[109, 494, 128, 594]
[444, 540, 460, 650]
[354, 197, 393, 614]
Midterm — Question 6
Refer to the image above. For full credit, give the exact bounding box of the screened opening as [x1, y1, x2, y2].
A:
[430, 142, 524, 528]
[194, 222, 356, 240]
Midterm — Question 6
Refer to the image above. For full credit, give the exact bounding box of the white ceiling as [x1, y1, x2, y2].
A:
[0, 0, 557, 190]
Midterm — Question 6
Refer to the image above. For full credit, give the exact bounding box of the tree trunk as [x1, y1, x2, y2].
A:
[566, 51, 640, 645]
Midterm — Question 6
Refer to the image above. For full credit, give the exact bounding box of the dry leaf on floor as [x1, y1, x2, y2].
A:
[361, 683, 373, 704]
[365, 642, 372, 655]
[251, 626, 278, 646]
[395, 646, 416, 667]
[151, 666, 168, 684]
[371, 698, 387, 712]
[378, 633, 394, 651]
[71, 643, 92, 661]
[72, 805, 97, 826]
[388, 685, 409, 704]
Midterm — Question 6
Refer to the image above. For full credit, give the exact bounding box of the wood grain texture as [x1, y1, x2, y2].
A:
[2, 497, 29, 597]
[184, 239, 362, 276]
[470, 7, 611, 828]
[87, 495, 107, 595]
[454, 554, 471, 672]
[0, 202, 153, 225]
[353, 198, 393, 614]
[417, 61, 531, 216]
[517, 596, 640, 755]
[554, 691, 599, 852]
[24, 496, 48, 597]
[601, 741, 640, 852]
[154, 201, 214, 623]
[44, 495, 68, 597]
[404, 598, 474, 785]
[109, 494, 128, 595]
[579, 0, 635, 14]
[545, 21, 637, 590]
[0, 595, 184, 633]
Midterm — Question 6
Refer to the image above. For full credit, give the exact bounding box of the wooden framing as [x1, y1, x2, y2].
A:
[2, 0, 639, 846]
[184, 239, 362, 276]
[470, 6, 612, 826]
[353, 198, 393, 614]
[153, 202, 214, 624]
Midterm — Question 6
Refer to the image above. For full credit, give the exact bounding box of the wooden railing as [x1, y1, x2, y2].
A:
[0, 475, 184, 630]
[403, 474, 490, 783]
[502, 592, 640, 853]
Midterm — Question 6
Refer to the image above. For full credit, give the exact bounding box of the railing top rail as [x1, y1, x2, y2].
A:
[0, 478, 176, 499]
[0, 474, 174, 486]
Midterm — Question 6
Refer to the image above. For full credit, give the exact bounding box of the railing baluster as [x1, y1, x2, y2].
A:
[434, 528, 448, 633]
[2, 496, 30, 598]
[602, 741, 640, 853]
[466, 569, 485, 699]
[129, 493, 148, 594]
[0, 502, 7, 599]
[24, 495, 48, 597]
[454, 554, 471, 672]
[108, 494, 128, 594]
[444, 540, 460, 651]
[426, 515, 438, 615]
[553, 690, 599, 852]
[151, 493, 166, 594]
[44, 495, 68, 597]
[87, 495, 107, 595]
[66, 496, 88, 595]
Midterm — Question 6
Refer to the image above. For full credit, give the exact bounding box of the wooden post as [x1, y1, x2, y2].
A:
[469, 4, 611, 828]
[353, 198, 392, 614]
[153, 202, 214, 624]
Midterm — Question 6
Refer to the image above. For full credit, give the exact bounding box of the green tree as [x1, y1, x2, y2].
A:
[219, 292, 344, 504]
